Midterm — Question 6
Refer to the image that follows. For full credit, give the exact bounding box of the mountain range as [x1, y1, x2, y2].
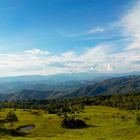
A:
[0, 73, 139, 101]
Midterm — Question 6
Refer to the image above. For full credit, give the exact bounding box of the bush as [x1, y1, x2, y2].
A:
[5, 111, 18, 123]
[61, 117, 87, 129]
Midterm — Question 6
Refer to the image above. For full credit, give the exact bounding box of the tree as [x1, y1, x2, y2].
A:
[5, 111, 18, 128]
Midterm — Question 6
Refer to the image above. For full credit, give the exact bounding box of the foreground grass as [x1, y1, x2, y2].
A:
[0, 106, 140, 140]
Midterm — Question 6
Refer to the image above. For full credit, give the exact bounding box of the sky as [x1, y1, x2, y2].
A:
[0, 0, 140, 77]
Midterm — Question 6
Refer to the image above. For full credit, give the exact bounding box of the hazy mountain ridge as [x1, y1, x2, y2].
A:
[0, 75, 139, 101]
[56, 75, 140, 99]
[0, 72, 114, 94]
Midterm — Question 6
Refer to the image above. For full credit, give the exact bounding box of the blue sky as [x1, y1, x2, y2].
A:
[0, 0, 139, 76]
[0, 0, 132, 53]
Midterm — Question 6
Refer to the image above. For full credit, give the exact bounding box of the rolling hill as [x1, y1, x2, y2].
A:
[0, 75, 139, 101]
[0, 73, 112, 94]
[53, 75, 140, 99]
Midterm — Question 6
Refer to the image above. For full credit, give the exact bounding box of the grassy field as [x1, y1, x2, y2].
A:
[0, 106, 140, 140]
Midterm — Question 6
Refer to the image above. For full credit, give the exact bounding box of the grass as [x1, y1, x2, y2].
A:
[0, 106, 140, 140]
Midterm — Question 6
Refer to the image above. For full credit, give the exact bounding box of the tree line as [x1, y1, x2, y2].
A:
[0, 92, 140, 112]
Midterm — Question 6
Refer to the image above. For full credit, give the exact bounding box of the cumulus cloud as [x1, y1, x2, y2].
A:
[122, 0, 140, 50]
[0, 45, 136, 77]
[0, 42, 139, 77]
[0, 1, 140, 77]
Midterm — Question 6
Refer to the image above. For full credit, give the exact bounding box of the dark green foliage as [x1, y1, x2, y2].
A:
[5, 111, 18, 123]
[0, 93, 140, 112]
[61, 116, 87, 129]
[0, 128, 26, 136]
[10, 129, 26, 136]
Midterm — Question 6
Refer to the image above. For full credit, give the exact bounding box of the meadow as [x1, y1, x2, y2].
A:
[0, 106, 140, 140]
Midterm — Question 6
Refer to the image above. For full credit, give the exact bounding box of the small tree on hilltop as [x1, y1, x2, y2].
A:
[60, 104, 87, 129]
[5, 111, 18, 128]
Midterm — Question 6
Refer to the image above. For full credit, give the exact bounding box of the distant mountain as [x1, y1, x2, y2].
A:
[0, 72, 139, 94]
[0, 75, 139, 101]
[0, 73, 107, 83]
[0, 72, 113, 94]
[0, 90, 53, 101]
[1, 71, 139, 83]
[53, 75, 140, 99]
[0, 80, 88, 94]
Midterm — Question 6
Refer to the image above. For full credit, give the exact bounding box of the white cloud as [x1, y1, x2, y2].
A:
[121, 0, 140, 50]
[0, 41, 139, 77]
[86, 27, 104, 35]
[24, 48, 50, 55]
[0, 1, 140, 77]
[64, 27, 104, 37]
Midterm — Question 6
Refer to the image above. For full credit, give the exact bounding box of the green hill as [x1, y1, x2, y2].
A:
[0, 106, 140, 140]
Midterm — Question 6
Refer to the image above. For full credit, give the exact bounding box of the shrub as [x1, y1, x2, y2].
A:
[5, 111, 18, 123]
[61, 117, 87, 129]
[5, 111, 18, 128]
